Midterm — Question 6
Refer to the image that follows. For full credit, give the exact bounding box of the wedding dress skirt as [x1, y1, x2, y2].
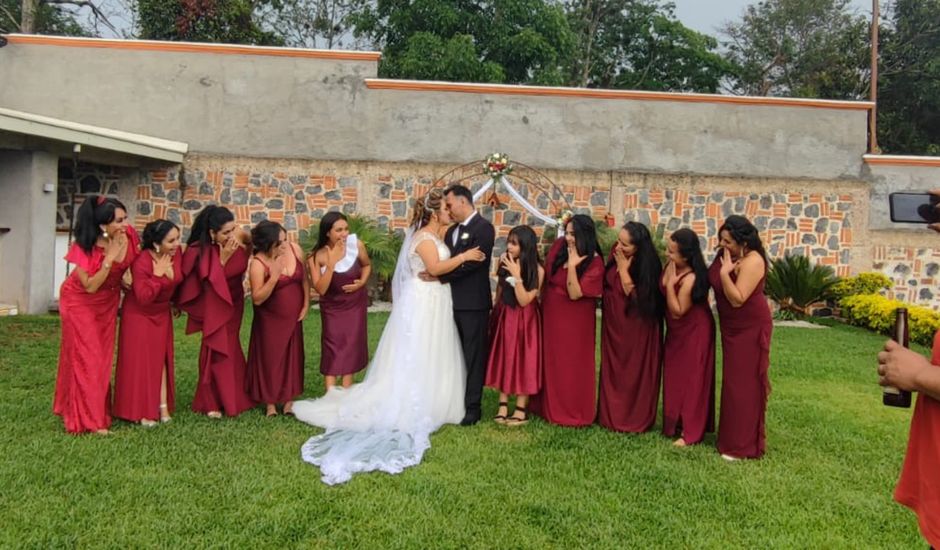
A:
[293, 231, 466, 485]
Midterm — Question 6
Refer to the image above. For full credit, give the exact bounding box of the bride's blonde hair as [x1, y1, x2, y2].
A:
[410, 188, 444, 228]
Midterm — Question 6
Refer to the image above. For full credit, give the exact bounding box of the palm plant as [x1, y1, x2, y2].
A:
[766, 254, 839, 319]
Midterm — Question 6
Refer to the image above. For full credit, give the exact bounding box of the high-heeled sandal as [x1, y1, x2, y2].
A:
[207, 411, 222, 419]
[505, 406, 528, 426]
[140, 419, 158, 428]
[493, 401, 509, 424]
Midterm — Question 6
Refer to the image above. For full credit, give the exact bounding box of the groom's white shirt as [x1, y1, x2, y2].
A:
[452, 210, 478, 246]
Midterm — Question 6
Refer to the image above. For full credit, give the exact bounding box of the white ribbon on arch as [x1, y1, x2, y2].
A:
[472, 175, 560, 228]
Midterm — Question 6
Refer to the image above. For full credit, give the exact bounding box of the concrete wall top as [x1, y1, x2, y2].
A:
[864, 155, 940, 231]
[0, 35, 380, 160]
[0, 35, 872, 181]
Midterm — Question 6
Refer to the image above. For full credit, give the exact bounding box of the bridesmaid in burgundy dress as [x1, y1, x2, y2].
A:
[55, 196, 138, 434]
[485, 225, 544, 426]
[177, 205, 256, 418]
[114, 219, 183, 426]
[247, 221, 308, 417]
[531, 214, 604, 427]
[598, 222, 664, 433]
[309, 212, 371, 391]
[708, 215, 772, 460]
[660, 228, 716, 446]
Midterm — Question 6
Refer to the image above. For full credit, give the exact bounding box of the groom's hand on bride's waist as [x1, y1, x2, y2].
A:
[418, 271, 440, 283]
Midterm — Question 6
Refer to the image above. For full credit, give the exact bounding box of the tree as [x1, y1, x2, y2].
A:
[351, 0, 574, 85]
[138, 0, 283, 45]
[720, 0, 870, 98]
[1, 0, 115, 35]
[564, 0, 732, 92]
[878, 0, 940, 155]
[258, 0, 371, 49]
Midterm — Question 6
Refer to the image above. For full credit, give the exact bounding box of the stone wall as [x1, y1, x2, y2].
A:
[55, 154, 940, 310]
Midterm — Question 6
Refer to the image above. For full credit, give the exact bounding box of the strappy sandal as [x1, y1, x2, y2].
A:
[505, 406, 529, 426]
[493, 401, 509, 424]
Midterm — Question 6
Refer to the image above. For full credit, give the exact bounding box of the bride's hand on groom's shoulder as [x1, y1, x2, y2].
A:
[460, 246, 486, 263]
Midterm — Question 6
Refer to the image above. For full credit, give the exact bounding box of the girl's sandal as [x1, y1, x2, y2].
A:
[493, 401, 509, 424]
[505, 406, 528, 427]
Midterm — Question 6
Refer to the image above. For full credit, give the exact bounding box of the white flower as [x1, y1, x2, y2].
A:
[461, 233, 470, 241]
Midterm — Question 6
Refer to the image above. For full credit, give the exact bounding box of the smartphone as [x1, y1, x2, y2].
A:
[889, 192, 940, 224]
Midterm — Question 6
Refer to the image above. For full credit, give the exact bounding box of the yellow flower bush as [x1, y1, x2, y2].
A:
[840, 293, 940, 346]
[831, 272, 893, 299]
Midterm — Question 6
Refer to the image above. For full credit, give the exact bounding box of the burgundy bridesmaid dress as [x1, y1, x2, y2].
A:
[318, 258, 368, 377]
[597, 255, 663, 433]
[177, 243, 256, 416]
[113, 250, 183, 421]
[54, 227, 140, 433]
[246, 252, 306, 404]
[484, 272, 542, 396]
[530, 239, 604, 427]
[660, 271, 716, 444]
[708, 256, 772, 458]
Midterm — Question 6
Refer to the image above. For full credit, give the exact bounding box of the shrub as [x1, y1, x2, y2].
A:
[831, 272, 893, 299]
[766, 254, 838, 318]
[839, 294, 940, 346]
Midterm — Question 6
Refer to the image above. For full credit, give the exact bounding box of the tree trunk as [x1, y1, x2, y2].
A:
[20, 0, 37, 33]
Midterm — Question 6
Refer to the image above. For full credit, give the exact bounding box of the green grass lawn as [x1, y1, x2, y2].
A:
[0, 311, 926, 548]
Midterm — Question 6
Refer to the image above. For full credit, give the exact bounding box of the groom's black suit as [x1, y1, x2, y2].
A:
[440, 211, 495, 423]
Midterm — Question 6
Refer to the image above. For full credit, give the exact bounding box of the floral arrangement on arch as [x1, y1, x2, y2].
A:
[483, 153, 513, 178]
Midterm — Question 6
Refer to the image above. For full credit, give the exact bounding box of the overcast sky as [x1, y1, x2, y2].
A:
[672, 0, 875, 36]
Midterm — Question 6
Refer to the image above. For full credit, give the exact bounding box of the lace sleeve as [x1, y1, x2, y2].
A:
[408, 231, 436, 254]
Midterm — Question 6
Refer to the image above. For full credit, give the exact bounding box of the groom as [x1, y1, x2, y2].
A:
[438, 184, 495, 426]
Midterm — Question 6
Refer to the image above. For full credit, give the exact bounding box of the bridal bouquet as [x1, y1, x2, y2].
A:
[483, 153, 513, 178]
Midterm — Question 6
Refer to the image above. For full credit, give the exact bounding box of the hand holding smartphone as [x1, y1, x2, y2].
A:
[889, 192, 940, 224]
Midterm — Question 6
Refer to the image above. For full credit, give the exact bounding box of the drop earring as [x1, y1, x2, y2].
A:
[155, 244, 161, 254]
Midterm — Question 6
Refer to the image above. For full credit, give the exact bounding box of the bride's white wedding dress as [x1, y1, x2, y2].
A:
[293, 228, 466, 485]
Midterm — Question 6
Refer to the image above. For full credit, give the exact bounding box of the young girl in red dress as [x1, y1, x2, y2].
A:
[54, 195, 138, 435]
[114, 219, 184, 426]
[246, 220, 308, 417]
[485, 225, 544, 426]
[660, 228, 715, 446]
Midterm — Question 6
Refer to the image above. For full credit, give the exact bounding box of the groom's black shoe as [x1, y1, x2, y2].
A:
[459, 410, 481, 426]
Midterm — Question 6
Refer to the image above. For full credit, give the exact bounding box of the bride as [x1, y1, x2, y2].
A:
[293, 188, 486, 484]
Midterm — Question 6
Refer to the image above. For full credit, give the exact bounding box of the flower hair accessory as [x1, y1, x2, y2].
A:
[556, 209, 574, 227]
[483, 153, 513, 178]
